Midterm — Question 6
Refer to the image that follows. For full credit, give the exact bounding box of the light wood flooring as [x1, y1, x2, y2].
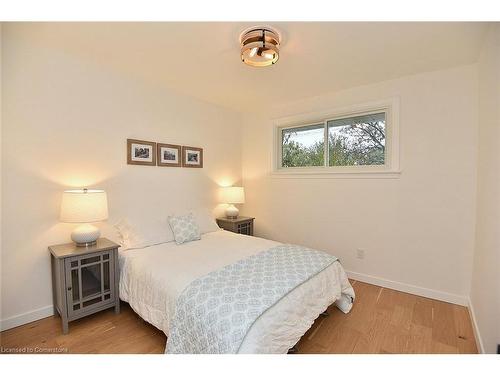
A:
[0, 280, 478, 354]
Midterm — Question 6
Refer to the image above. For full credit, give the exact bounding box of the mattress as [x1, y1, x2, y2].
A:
[119, 230, 354, 353]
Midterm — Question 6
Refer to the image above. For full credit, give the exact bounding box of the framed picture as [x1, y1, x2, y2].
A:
[127, 139, 157, 166]
[157, 143, 181, 167]
[182, 146, 203, 168]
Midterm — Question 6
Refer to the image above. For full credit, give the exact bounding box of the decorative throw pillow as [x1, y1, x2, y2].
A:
[168, 213, 201, 245]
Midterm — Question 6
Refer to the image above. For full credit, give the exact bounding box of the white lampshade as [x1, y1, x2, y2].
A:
[60, 189, 108, 223]
[219, 186, 245, 204]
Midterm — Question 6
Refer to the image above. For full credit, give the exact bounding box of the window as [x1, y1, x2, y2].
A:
[275, 101, 399, 176]
[327, 112, 386, 167]
[282, 124, 324, 167]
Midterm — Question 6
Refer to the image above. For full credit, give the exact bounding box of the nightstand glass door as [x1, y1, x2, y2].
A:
[65, 251, 114, 317]
[237, 222, 252, 235]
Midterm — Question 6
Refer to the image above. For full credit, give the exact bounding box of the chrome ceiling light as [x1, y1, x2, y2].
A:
[240, 26, 280, 67]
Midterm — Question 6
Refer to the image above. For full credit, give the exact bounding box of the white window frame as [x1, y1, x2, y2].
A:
[272, 98, 400, 178]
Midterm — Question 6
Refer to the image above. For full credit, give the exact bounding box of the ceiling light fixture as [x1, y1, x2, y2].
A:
[240, 26, 280, 67]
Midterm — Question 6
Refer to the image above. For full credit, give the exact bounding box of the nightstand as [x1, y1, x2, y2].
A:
[48, 238, 120, 334]
[216, 216, 254, 236]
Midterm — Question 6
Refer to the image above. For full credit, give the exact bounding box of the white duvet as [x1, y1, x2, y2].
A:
[119, 230, 355, 354]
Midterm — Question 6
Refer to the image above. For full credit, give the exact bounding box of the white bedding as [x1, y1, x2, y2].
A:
[119, 230, 355, 354]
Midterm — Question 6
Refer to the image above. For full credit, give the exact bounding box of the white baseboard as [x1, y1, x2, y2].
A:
[467, 298, 485, 354]
[346, 270, 469, 306]
[0, 305, 54, 332]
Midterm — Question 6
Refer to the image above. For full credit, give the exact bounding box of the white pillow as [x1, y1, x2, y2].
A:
[168, 213, 201, 245]
[114, 217, 174, 250]
[191, 208, 221, 234]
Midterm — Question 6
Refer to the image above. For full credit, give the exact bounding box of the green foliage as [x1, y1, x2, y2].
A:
[282, 132, 324, 167]
[282, 121, 385, 167]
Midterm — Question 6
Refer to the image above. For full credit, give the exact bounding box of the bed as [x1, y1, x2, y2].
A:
[118, 228, 355, 354]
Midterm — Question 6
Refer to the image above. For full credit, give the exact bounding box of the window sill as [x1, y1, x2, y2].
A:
[270, 169, 402, 179]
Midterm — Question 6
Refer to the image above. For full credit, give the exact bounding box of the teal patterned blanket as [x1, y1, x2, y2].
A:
[166, 244, 338, 354]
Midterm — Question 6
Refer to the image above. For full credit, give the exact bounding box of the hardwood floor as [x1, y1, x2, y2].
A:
[0, 280, 478, 354]
[298, 281, 477, 354]
[0, 304, 166, 354]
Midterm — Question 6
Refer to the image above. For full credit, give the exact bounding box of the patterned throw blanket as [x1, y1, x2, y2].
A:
[166, 244, 338, 354]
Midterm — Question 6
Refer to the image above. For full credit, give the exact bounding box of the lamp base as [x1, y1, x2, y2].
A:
[71, 224, 100, 247]
[225, 204, 239, 219]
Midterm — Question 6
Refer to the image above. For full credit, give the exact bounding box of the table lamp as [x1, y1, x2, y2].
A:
[220, 186, 245, 219]
[60, 188, 108, 246]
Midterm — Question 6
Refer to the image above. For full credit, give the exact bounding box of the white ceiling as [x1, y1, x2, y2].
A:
[13, 22, 489, 112]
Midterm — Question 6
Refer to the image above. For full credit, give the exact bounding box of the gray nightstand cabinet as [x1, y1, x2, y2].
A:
[49, 238, 120, 334]
[216, 216, 254, 236]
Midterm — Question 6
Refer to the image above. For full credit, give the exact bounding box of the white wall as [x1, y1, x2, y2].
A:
[0, 23, 3, 323]
[470, 24, 500, 354]
[0, 24, 242, 329]
[241, 65, 478, 304]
